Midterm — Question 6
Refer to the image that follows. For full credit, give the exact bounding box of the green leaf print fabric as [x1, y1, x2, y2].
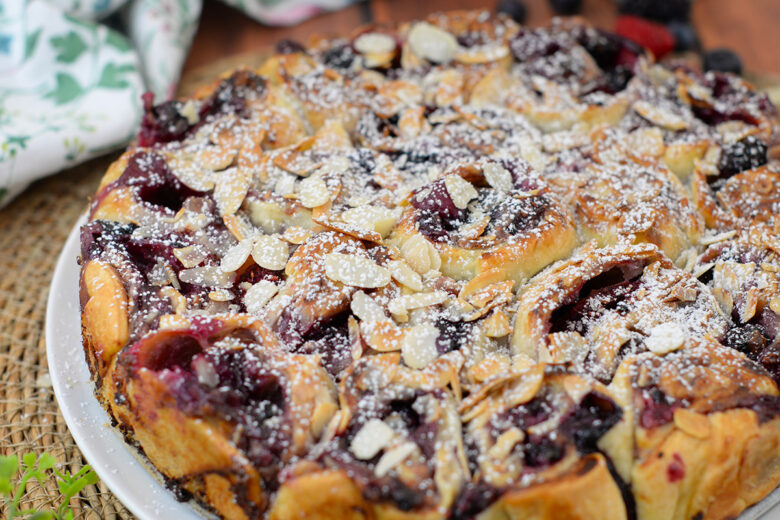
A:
[0, 0, 354, 207]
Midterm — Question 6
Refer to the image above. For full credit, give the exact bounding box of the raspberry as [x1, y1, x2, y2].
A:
[615, 15, 675, 59]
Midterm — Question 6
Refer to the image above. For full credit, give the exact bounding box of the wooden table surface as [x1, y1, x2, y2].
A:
[183, 0, 780, 77]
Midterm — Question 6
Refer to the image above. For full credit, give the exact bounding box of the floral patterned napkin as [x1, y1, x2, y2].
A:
[0, 0, 354, 207]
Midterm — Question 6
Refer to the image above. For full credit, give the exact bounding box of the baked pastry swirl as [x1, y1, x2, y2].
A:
[79, 10, 780, 520]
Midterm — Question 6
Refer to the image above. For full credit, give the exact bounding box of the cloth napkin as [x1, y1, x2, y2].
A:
[0, 0, 354, 207]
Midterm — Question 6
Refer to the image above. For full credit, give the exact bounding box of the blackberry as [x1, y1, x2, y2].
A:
[667, 20, 700, 52]
[496, 0, 527, 24]
[549, 0, 583, 15]
[717, 135, 768, 180]
[321, 44, 358, 69]
[703, 48, 742, 75]
[617, 0, 691, 22]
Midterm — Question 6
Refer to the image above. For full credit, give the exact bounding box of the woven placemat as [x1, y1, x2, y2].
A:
[1, 49, 777, 518]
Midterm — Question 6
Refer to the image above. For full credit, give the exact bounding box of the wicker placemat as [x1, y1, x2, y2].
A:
[1, 50, 778, 518]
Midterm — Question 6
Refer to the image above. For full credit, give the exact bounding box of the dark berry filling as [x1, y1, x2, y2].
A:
[321, 44, 359, 70]
[638, 386, 682, 428]
[691, 73, 777, 127]
[709, 135, 768, 190]
[411, 179, 465, 242]
[138, 93, 193, 147]
[449, 481, 503, 519]
[550, 263, 645, 336]
[434, 318, 474, 354]
[558, 392, 622, 453]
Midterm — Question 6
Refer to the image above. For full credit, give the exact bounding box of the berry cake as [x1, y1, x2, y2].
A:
[79, 10, 780, 520]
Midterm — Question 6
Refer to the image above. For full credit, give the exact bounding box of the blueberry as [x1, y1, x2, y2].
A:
[703, 48, 743, 75]
[667, 20, 700, 52]
[496, 0, 527, 23]
[618, 0, 691, 22]
[549, 0, 582, 15]
[717, 135, 767, 180]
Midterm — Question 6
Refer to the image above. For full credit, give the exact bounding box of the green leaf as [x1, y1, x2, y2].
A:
[37, 454, 55, 473]
[97, 63, 135, 89]
[50, 31, 87, 64]
[45, 74, 84, 105]
[0, 455, 18, 481]
[105, 29, 131, 52]
[28, 512, 54, 520]
[22, 453, 36, 470]
[24, 29, 42, 60]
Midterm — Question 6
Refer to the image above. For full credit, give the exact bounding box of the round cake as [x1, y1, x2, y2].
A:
[79, 10, 780, 520]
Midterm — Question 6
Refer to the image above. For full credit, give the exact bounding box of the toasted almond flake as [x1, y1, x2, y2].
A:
[247, 200, 285, 234]
[400, 234, 441, 274]
[275, 172, 297, 195]
[407, 22, 458, 64]
[354, 32, 397, 55]
[244, 280, 279, 314]
[645, 322, 685, 355]
[627, 127, 665, 158]
[173, 245, 207, 269]
[375, 442, 417, 477]
[351, 291, 387, 322]
[281, 226, 313, 245]
[699, 230, 737, 246]
[386, 260, 424, 291]
[298, 175, 331, 208]
[209, 289, 234, 302]
[252, 235, 289, 271]
[692, 262, 715, 280]
[324, 252, 391, 288]
[740, 286, 759, 323]
[195, 146, 236, 171]
[402, 323, 440, 369]
[487, 428, 525, 460]
[350, 419, 395, 460]
[213, 167, 250, 216]
[443, 174, 478, 210]
[388, 291, 448, 321]
[454, 44, 509, 64]
[673, 409, 710, 439]
[483, 163, 513, 193]
[561, 375, 592, 403]
[483, 310, 511, 337]
[179, 100, 200, 124]
[633, 101, 689, 130]
[179, 265, 235, 288]
[220, 239, 253, 272]
[360, 319, 405, 351]
[341, 206, 399, 238]
[771, 297, 780, 315]
[168, 156, 215, 192]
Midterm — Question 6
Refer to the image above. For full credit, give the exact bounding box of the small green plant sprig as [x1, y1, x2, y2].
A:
[0, 452, 99, 520]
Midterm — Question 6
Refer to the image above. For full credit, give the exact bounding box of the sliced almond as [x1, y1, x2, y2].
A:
[244, 280, 279, 314]
[252, 235, 289, 271]
[220, 239, 254, 273]
[354, 32, 397, 55]
[168, 155, 215, 192]
[341, 206, 399, 238]
[400, 234, 441, 274]
[455, 45, 509, 64]
[388, 291, 448, 321]
[633, 101, 689, 131]
[360, 319, 405, 352]
[483, 310, 511, 338]
[375, 442, 417, 477]
[351, 291, 387, 322]
[350, 419, 395, 460]
[195, 146, 236, 171]
[644, 322, 685, 355]
[209, 289, 235, 302]
[740, 286, 759, 323]
[213, 167, 250, 216]
[483, 163, 513, 193]
[386, 260, 424, 291]
[173, 245, 208, 269]
[247, 200, 285, 234]
[324, 252, 391, 288]
[407, 22, 458, 64]
[179, 265, 235, 289]
[298, 175, 331, 208]
[487, 428, 525, 460]
[402, 323, 440, 369]
[443, 175, 478, 209]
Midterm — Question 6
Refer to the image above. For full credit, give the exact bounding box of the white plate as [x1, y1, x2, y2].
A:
[46, 215, 780, 520]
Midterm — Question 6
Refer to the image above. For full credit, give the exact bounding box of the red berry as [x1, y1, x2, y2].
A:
[615, 15, 675, 60]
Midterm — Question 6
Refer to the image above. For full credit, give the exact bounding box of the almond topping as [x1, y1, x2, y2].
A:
[341, 206, 399, 238]
[220, 239, 253, 273]
[179, 265, 235, 289]
[351, 291, 387, 322]
[386, 260, 424, 291]
[402, 323, 440, 369]
[350, 419, 395, 460]
[487, 428, 525, 460]
[407, 22, 458, 64]
[483, 163, 513, 193]
[645, 322, 685, 355]
[244, 280, 279, 314]
[633, 101, 689, 131]
[173, 245, 208, 269]
[388, 291, 448, 321]
[443, 174, 478, 209]
[209, 289, 234, 302]
[354, 32, 397, 55]
[298, 175, 331, 208]
[252, 235, 289, 271]
[213, 167, 250, 216]
[400, 234, 441, 274]
[375, 442, 417, 477]
[324, 252, 391, 288]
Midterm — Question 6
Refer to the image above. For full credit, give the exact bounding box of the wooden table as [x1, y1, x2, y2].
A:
[184, 0, 780, 77]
